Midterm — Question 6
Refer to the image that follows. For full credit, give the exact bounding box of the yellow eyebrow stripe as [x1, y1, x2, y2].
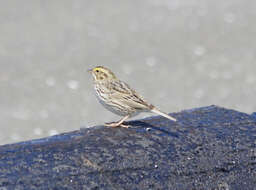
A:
[93, 67, 104, 72]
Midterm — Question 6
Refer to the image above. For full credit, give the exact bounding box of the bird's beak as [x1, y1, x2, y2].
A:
[87, 69, 92, 73]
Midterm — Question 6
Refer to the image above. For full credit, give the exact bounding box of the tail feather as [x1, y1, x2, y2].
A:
[151, 108, 177, 122]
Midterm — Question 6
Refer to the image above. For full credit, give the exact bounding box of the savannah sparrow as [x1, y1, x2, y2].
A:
[88, 66, 177, 128]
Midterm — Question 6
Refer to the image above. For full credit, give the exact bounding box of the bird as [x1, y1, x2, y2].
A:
[88, 66, 177, 128]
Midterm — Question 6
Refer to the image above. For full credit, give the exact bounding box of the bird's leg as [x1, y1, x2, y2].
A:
[105, 115, 130, 128]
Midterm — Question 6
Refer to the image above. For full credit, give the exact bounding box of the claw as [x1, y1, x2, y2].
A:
[104, 115, 130, 128]
[104, 122, 130, 128]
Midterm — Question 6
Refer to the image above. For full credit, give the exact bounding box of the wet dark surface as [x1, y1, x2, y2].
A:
[0, 105, 256, 190]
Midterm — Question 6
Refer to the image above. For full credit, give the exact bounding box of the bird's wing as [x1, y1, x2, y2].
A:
[109, 80, 153, 111]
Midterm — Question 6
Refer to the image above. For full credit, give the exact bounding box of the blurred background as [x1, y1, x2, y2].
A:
[0, 0, 255, 145]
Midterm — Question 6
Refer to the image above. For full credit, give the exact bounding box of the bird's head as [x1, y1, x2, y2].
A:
[88, 66, 117, 82]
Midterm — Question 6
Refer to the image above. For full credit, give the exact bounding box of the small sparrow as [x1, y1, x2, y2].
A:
[88, 66, 176, 128]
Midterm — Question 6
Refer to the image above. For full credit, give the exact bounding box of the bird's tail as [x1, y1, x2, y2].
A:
[151, 108, 177, 122]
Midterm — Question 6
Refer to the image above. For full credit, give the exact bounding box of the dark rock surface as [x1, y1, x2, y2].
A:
[0, 105, 255, 190]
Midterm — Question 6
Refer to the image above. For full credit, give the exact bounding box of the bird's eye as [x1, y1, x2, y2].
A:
[96, 70, 99, 72]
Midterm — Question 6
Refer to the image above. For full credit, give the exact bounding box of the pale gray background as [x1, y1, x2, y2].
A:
[1, 0, 255, 145]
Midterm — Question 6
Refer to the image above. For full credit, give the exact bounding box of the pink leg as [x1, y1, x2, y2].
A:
[105, 115, 130, 128]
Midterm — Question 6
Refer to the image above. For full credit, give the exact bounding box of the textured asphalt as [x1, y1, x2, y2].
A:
[0, 0, 255, 144]
[0, 106, 255, 189]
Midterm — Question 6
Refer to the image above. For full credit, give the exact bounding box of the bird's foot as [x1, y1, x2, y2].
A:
[104, 122, 130, 128]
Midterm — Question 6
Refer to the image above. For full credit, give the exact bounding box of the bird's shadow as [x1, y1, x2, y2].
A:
[125, 120, 179, 138]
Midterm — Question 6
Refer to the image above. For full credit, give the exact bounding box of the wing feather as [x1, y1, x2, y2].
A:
[109, 80, 152, 111]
